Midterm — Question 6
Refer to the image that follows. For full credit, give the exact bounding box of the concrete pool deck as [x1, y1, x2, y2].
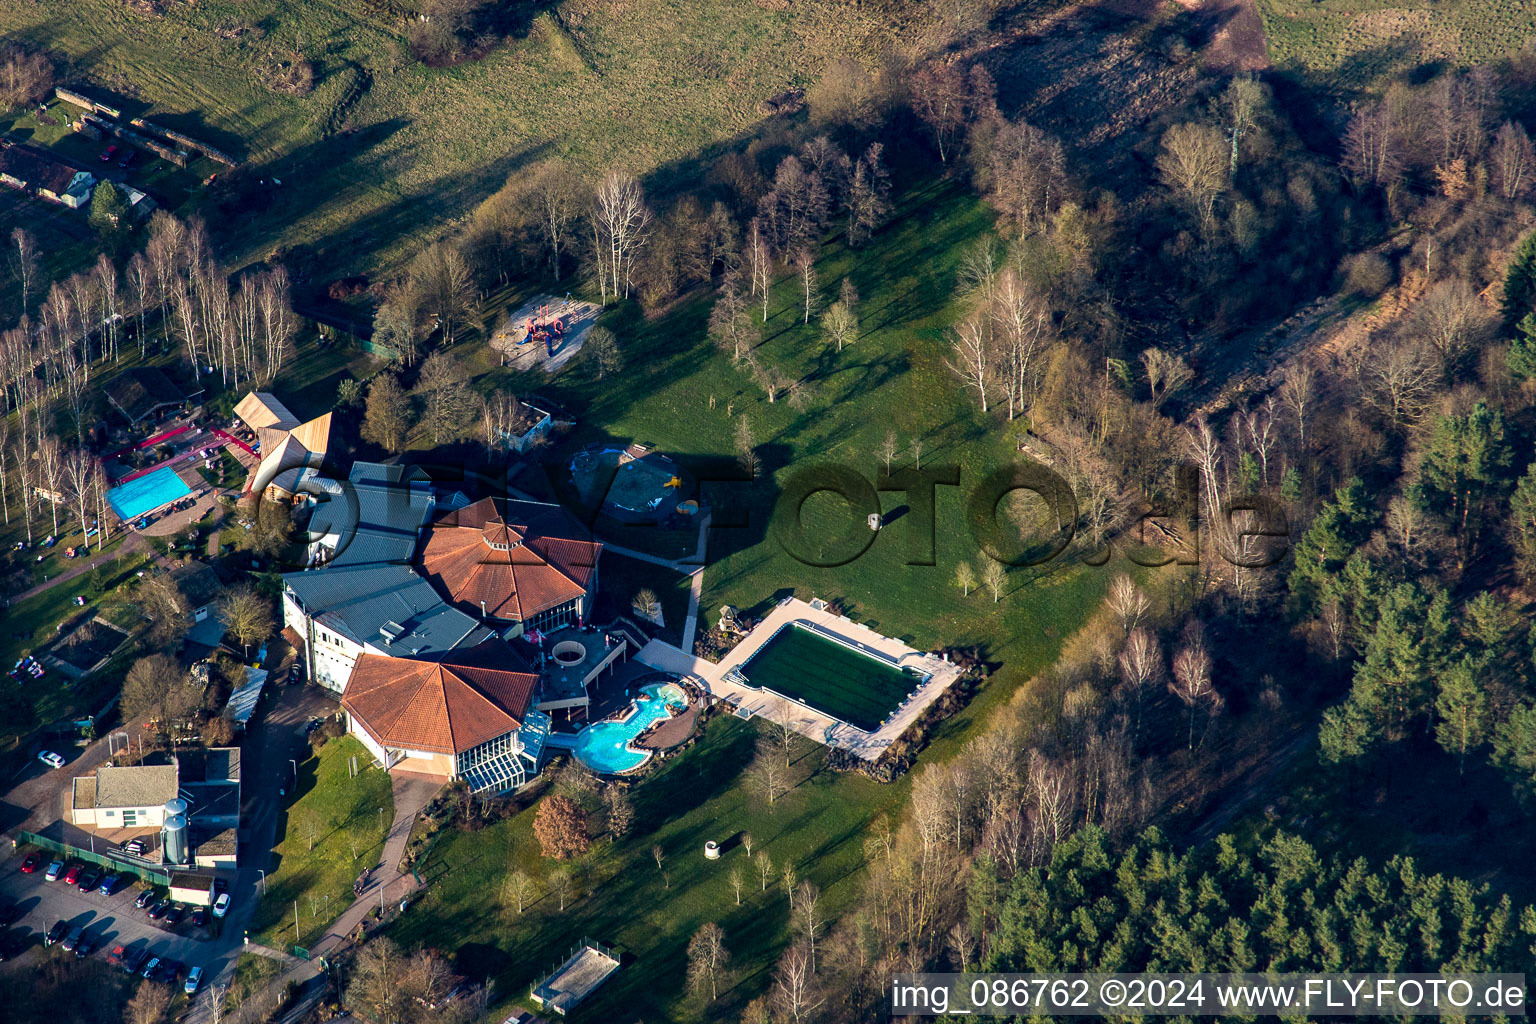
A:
[635, 598, 963, 761]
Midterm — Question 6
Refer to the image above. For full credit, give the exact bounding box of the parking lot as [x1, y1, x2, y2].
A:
[0, 862, 222, 974]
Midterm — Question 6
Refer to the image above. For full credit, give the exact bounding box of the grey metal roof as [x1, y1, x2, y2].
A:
[306, 461, 434, 569]
[284, 462, 493, 659]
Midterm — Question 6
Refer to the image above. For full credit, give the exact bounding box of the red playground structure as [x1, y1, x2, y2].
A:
[520, 304, 566, 356]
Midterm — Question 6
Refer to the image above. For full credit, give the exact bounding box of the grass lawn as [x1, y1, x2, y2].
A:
[0, 545, 153, 765]
[471, 175, 1114, 660]
[593, 552, 693, 648]
[224, 952, 286, 1012]
[393, 716, 897, 1022]
[252, 735, 394, 948]
[0, 0, 850, 281]
[1255, 0, 1536, 87]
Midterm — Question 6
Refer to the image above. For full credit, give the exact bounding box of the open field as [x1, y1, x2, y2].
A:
[0, 0, 843, 278]
[464, 175, 1114, 654]
[251, 735, 394, 948]
[1256, 0, 1536, 86]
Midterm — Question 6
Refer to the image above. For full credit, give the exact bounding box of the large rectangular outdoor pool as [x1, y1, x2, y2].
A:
[107, 465, 191, 521]
[738, 624, 917, 731]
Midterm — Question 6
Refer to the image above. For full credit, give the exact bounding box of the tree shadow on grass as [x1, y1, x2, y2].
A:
[628, 721, 756, 835]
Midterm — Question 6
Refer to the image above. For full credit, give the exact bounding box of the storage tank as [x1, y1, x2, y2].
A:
[162, 813, 189, 866]
[165, 797, 188, 818]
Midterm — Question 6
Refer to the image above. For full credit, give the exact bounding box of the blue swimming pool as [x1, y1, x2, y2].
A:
[107, 466, 191, 521]
[571, 683, 688, 774]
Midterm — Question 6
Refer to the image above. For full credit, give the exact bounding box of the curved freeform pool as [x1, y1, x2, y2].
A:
[571, 683, 688, 774]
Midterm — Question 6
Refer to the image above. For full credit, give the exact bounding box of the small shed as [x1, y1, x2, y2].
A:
[168, 871, 215, 907]
[169, 562, 223, 622]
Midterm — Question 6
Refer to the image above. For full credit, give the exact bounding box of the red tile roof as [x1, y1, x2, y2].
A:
[341, 641, 539, 755]
[418, 498, 600, 623]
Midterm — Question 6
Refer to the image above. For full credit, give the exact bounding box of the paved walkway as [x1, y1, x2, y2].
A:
[635, 597, 963, 761]
[307, 770, 442, 958]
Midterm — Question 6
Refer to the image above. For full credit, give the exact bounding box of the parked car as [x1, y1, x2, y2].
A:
[0, 929, 20, 962]
[62, 863, 82, 885]
[98, 873, 121, 896]
[146, 900, 170, 920]
[163, 904, 185, 925]
[135, 889, 157, 909]
[117, 151, 135, 169]
[160, 958, 184, 981]
[19, 853, 40, 874]
[140, 956, 161, 979]
[44, 860, 64, 881]
[37, 751, 64, 769]
[74, 937, 92, 959]
[184, 965, 203, 995]
[61, 925, 83, 952]
[45, 920, 67, 946]
[99, 145, 117, 162]
[121, 947, 148, 974]
[108, 944, 128, 968]
[123, 838, 146, 856]
[76, 868, 101, 892]
[212, 877, 228, 896]
[211, 892, 231, 918]
[189, 907, 207, 927]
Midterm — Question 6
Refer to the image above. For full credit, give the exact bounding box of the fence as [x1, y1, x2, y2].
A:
[16, 830, 172, 886]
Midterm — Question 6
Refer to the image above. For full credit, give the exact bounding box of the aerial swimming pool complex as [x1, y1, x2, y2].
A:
[569, 682, 688, 774]
[106, 465, 191, 521]
[737, 624, 918, 731]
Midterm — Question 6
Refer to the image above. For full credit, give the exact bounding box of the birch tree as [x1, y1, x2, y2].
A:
[594, 170, 652, 302]
[946, 317, 990, 412]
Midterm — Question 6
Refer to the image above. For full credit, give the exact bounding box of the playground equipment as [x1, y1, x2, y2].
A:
[518, 302, 571, 356]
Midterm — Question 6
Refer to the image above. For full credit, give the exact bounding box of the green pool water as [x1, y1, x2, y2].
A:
[738, 624, 916, 731]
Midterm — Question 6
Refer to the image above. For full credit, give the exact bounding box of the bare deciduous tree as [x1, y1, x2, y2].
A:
[954, 560, 977, 597]
[1156, 122, 1228, 233]
[821, 299, 858, 353]
[1141, 347, 1194, 410]
[593, 170, 653, 303]
[503, 870, 536, 915]
[946, 317, 991, 412]
[981, 558, 1007, 603]
[1492, 120, 1535, 199]
[771, 941, 822, 1023]
[1279, 361, 1316, 450]
[687, 922, 731, 1001]
[1171, 629, 1216, 750]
